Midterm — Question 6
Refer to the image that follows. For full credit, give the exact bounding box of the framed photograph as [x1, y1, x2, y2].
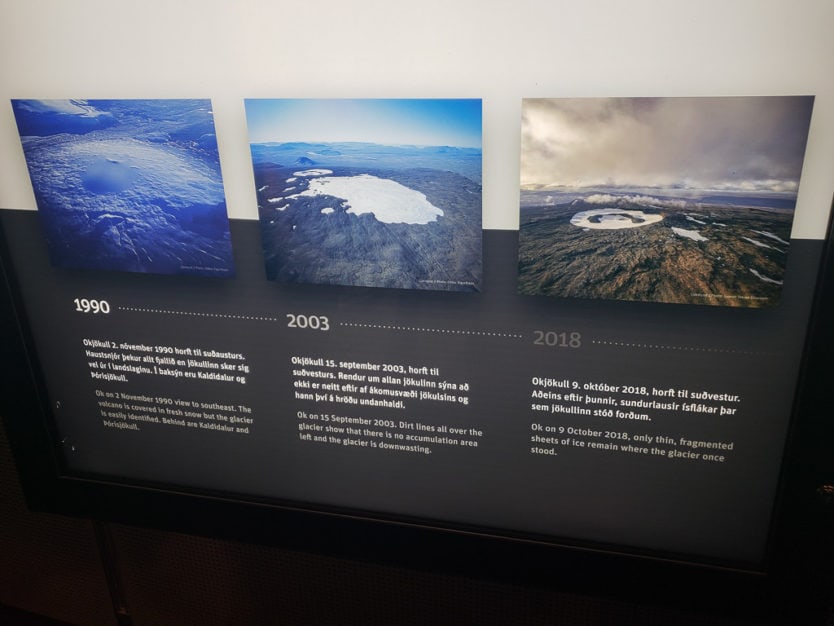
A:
[518, 96, 814, 307]
[245, 99, 482, 291]
[11, 99, 235, 277]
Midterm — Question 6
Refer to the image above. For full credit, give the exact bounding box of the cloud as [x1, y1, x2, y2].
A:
[17, 99, 102, 117]
[584, 193, 687, 209]
[520, 96, 813, 192]
[13, 99, 117, 136]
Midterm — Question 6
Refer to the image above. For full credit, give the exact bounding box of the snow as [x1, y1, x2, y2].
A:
[570, 208, 663, 230]
[741, 237, 779, 251]
[287, 174, 443, 225]
[750, 268, 783, 285]
[286, 177, 297, 183]
[686, 215, 707, 225]
[13, 99, 234, 277]
[751, 230, 789, 246]
[266, 198, 289, 210]
[293, 169, 333, 177]
[23, 99, 105, 118]
[321, 207, 334, 214]
[27, 137, 224, 212]
[671, 227, 708, 241]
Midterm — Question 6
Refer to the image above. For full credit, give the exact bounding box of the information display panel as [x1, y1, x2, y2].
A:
[0, 93, 828, 574]
[1, 208, 826, 569]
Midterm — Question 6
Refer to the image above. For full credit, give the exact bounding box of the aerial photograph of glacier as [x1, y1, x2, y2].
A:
[244, 99, 482, 291]
[11, 99, 235, 276]
[518, 96, 814, 307]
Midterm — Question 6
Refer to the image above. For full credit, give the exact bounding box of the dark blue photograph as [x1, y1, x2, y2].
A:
[12, 99, 235, 277]
[244, 99, 482, 291]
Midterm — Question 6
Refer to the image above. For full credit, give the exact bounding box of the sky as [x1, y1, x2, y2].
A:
[244, 99, 482, 148]
[520, 96, 814, 194]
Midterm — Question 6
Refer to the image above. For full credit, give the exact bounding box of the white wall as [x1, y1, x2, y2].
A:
[1, 0, 832, 237]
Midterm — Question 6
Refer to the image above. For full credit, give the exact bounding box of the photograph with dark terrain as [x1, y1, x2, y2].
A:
[518, 96, 814, 307]
[12, 99, 235, 277]
[244, 99, 482, 291]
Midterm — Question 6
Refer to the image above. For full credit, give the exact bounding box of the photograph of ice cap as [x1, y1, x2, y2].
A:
[12, 98, 235, 277]
[245, 98, 482, 291]
[518, 96, 814, 307]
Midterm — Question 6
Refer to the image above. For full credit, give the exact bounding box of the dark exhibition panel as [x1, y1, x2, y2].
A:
[2, 207, 834, 624]
[2, 2, 834, 625]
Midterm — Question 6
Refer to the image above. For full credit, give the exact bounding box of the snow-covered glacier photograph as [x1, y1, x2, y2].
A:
[12, 99, 235, 277]
[518, 96, 814, 307]
[244, 99, 482, 291]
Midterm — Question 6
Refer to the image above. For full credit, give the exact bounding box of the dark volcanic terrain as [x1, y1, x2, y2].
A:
[255, 163, 482, 291]
[518, 197, 793, 307]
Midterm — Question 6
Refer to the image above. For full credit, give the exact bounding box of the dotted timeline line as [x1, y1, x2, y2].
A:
[118, 307, 523, 338]
[118, 309, 759, 352]
[340, 322, 523, 339]
[118, 306, 281, 323]
[592, 340, 773, 356]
